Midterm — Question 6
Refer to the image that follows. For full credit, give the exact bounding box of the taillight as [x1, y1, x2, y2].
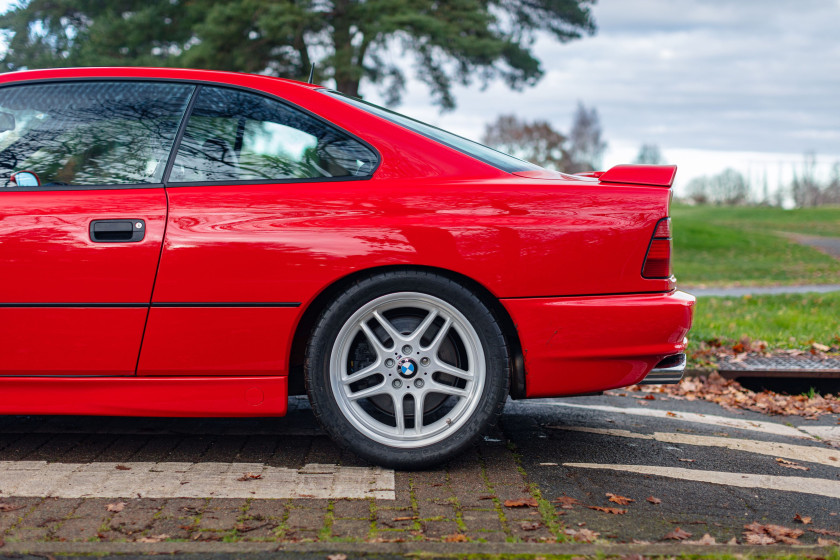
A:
[642, 217, 672, 279]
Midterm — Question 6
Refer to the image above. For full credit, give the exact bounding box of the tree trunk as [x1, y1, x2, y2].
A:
[331, 0, 361, 96]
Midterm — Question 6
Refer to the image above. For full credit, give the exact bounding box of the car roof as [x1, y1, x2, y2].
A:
[0, 66, 322, 91]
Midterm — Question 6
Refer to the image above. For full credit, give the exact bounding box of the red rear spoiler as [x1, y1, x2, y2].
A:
[591, 164, 677, 187]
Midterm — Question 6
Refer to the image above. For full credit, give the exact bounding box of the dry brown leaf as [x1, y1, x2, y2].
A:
[106, 502, 125, 513]
[115, 464, 131, 471]
[776, 458, 809, 471]
[663, 527, 692, 540]
[684, 533, 717, 545]
[0, 503, 24, 512]
[327, 555, 347, 560]
[646, 496, 662, 504]
[477, 494, 495, 500]
[442, 533, 468, 542]
[587, 506, 627, 515]
[606, 493, 634, 505]
[520, 521, 542, 531]
[553, 495, 580, 509]
[818, 537, 840, 546]
[743, 522, 803, 545]
[136, 534, 170, 543]
[793, 513, 812, 524]
[504, 498, 538, 508]
[810, 528, 840, 537]
[392, 516, 417, 522]
[744, 532, 775, 545]
[565, 528, 600, 543]
[237, 472, 262, 481]
[678, 458, 696, 463]
[665, 411, 678, 417]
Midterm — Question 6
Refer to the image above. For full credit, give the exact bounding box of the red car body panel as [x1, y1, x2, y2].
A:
[0, 376, 287, 416]
[0, 66, 695, 415]
[0, 188, 166, 375]
[503, 291, 694, 397]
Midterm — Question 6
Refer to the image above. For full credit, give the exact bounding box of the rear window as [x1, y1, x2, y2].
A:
[325, 91, 542, 174]
[0, 81, 194, 187]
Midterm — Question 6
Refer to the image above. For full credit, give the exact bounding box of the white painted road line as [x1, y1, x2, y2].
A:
[0, 462, 395, 500]
[564, 463, 840, 499]
[546, 403, 809, 439]
[554, 427, 840, 467]
[798, 425, 840, 444]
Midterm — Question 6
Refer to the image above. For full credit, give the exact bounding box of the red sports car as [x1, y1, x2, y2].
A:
[0, 67, 694, 468]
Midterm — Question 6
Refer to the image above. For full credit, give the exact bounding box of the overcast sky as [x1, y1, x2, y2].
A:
[1, 0, 838, 196]
[367, 0, 840, 197]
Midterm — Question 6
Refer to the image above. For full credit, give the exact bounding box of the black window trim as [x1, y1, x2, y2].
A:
[0, 77, 381, 192]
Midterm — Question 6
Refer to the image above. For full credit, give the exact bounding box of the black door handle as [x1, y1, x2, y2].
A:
[90, 219, 145, 243]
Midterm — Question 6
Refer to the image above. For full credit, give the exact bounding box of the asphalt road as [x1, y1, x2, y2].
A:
[1, 391, 838, 554]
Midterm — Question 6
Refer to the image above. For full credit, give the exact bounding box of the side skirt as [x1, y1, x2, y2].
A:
[0, 376, 287, 417]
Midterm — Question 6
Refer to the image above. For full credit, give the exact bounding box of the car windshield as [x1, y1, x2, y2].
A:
[325, 91, 542, 174]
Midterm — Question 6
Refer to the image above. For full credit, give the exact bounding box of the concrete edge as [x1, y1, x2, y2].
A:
[1, 541, 836, 556]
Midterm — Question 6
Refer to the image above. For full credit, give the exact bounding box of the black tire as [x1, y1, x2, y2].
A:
[304, 270, 510, 469]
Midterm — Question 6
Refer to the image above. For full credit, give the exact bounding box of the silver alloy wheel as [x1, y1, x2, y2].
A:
[329, 292, 486, 448]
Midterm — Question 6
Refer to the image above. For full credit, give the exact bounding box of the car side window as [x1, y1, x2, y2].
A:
[0, 82, 194, 188]
[169, 86, 377, 183]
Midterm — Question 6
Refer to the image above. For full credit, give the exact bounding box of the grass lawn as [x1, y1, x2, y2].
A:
[671, 204, 840, 286]
[690, 293, 840, 348]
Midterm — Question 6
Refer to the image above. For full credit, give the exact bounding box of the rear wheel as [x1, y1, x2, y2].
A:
[305, 271, 509, 469]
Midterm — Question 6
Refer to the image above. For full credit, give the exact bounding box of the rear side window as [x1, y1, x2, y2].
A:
[170, 86, 377, 183]
[0, 82, 194, 187]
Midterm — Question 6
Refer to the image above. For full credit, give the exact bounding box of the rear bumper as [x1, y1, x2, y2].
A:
[501, 290, 695, 398]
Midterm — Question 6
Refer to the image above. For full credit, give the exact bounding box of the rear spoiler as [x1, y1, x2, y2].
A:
[578, 164, 677, 188]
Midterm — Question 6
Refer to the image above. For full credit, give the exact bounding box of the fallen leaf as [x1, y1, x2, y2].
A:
[818, 537, 840, 546]
[565, 528, 600, 543]
[553, 495, 580, 509]
[665, 411, 678, 417]
[810, 528, 840, 537]
[743, 522, 803, 545]
[587, 506, 627, 514]
[646, 496, 662, 504]
[520, 521, 542, 531]
[115, 465, 131, 471]
[477, 494, 495, 500]
[504, 498, 538, 508]
[606, 493, 634, 505]
[237, 472, 262, 481]
[106, 502, 125, 513]
[678, 458, 696, 463]
[684, 533, 717, 545]
[392, 516, 417, 522]
[744, 532, 775, 545]
[0, 503, 24, 512]
[136, 534, 170, 543]
[775, 458, 809, 471]
[663, 527, 692, 540]
[327, 554, 347, 560]
[793, 513, 812, 525]
[643, 394, 656, 400]
[442, 533, 468, 542]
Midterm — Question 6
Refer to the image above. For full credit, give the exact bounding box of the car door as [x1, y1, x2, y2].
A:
[137, 85, 378, 376]
[0, 80, 194, 375]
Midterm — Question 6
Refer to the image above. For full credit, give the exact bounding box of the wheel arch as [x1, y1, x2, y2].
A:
[287, 264, 526, 398]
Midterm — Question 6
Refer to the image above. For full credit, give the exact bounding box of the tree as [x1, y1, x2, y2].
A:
[0, 0, 597, 110]
[565, 101, 606, 172]
[481, 114, 568, 170]
[633, 143, 665, 165]
[687, 168, 750, 206]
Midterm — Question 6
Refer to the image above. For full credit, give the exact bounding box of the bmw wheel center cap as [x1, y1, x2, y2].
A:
[397, 357, 418, 378]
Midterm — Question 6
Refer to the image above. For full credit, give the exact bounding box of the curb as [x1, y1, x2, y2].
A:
[1, 540, 837, 557]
